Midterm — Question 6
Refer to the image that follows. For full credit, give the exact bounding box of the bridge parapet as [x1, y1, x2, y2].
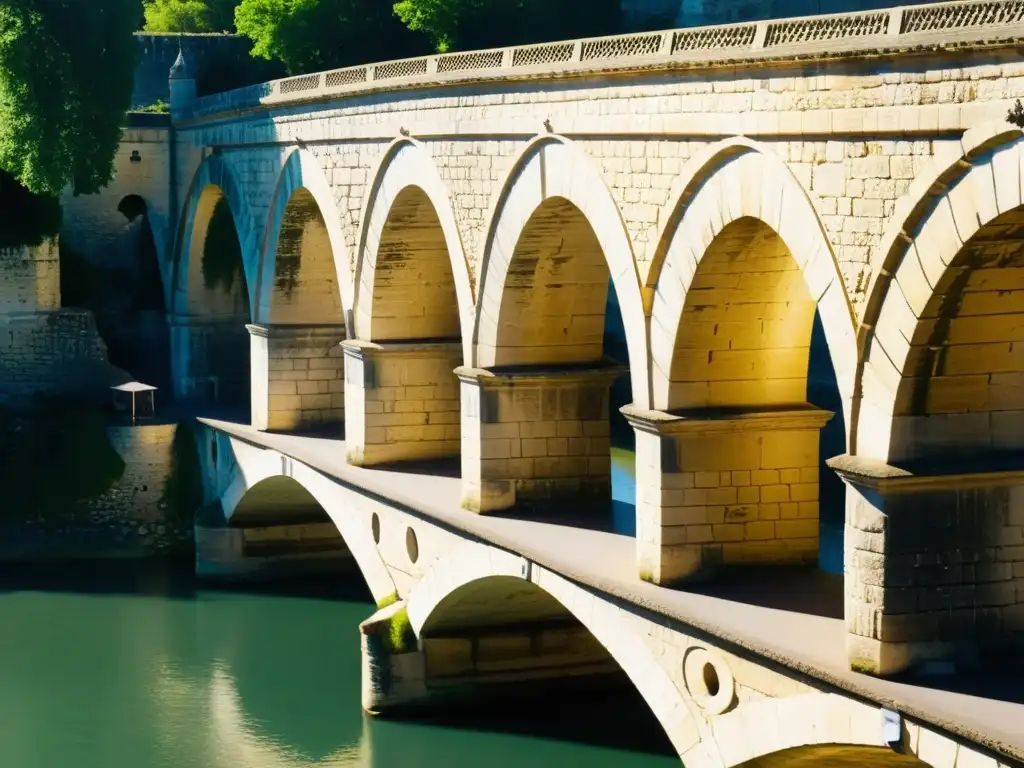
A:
[180, 0, 1024, 122]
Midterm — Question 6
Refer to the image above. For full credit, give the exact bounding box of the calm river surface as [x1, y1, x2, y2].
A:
[0, 439, 841, 767]
[0, 547, 678, 767]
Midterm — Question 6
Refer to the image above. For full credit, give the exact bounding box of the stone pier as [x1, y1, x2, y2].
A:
[456, 364, 623, 513]
[625, 404, 834, 585]
[342, 339, 462, 466]
[829, 454, 1024, 677]
[247, 323, 346, 433]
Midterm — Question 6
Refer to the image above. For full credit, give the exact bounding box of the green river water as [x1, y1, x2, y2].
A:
[0, 431, 842, 767]
[0, 556, 679, 768]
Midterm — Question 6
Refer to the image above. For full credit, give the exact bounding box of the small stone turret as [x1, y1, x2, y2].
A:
[168, 48, 196, 121]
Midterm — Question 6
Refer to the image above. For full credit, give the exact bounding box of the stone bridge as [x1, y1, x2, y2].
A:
[106, 0, 1024, 763]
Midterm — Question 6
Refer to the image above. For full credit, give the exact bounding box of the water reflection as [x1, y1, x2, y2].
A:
[0, 563, 677, 768]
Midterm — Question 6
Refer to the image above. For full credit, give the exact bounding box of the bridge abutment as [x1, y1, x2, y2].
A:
[831, 455, 1024, 677]
[455, 364, 621, 513]
[625, 405, 834, 585]
[170, 314, 250, 405]
[247, 323, 346, 433]
[342, 339, 462, 466]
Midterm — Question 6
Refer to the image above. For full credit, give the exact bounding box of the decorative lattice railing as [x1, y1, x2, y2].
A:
[183, 0, 1024, 120]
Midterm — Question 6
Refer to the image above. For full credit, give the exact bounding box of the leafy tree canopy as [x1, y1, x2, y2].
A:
[0, 0, 138, 198]
[142, 0, 240, 32]
[393, 0, 620, 53]
[234, 0, 430, 75]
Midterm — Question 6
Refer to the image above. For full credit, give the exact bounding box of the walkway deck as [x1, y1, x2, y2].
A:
[202, 418, 1024, 763]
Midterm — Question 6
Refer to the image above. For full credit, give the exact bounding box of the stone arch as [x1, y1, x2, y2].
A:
[219, 445, 396, 602]
[254, 148, 352, 327]
[474, 135, 650, 409]
[172, 153, 259, 316]
[405, 544, 924, 767]
[649, 140, 858, 430]
[405, 543, 700, 759]
[856, 131, 1024, 463]
[353, 138, 474, 357]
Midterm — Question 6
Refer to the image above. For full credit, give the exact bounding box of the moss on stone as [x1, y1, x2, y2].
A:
[386, 605, 417, 655]
[376, 591, 399, 610]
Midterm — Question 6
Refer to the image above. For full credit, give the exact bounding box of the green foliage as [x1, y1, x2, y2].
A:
[1009, 99, 1024, 129]
[0, 169, 61, 249]
[376, 591, 399, 610]
[133, 100, 170, 114]
[234, 0, 430, 75]
[393, 0, 620, 53]
[0, 396, 126, 523]
[160, 422, 204, 530]
[142, 0, 241, 32]
[201, 197, 245, 293]
[0, 0, 138, 197]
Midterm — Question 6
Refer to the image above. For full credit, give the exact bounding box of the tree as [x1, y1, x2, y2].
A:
[393, 0, 620, 53]
[234, 0, 430, 75]
[0, 0, 138, 198]
[142, 0, 240, 32]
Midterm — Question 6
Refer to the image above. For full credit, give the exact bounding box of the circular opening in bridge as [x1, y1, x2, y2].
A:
[406, 527, 419, 564]
[701, 662, 720, 698]
[371, 513, 381, 544]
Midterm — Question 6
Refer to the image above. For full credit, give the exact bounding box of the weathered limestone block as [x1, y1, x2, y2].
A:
[625, 404, 834, 585]
[342, 340, 462, 466]
[170, 313, 250, 405]
[456, 363, 623, 513]
[829, 454, 1024, 677]
[248, 323, 345, 433]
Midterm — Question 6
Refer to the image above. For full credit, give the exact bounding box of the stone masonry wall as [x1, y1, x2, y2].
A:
[846, 483, 1024, 648]
[84, 424, 191, 553]
[343, 342, 462, 465]
[254, 326, 346, 432]
[0, 311, 114, 406]
[0, 241, 60, 312]
[179, 48, 1024, 324]
[636, 425, 822, 580]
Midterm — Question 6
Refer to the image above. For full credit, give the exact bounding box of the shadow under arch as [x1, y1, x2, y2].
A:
[405, 543, 696, 760]
[217, 446, 396, 603]
[253, 148, 352, 328]
[473, 135, 651, 409]
[171, 153, 260, 315]
[353, 138, 475, 357]
[647, 138, 857, 433]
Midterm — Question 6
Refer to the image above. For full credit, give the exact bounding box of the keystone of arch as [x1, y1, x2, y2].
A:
[353, 138, 475, 361]
[253, 148, 355, 327]
[472, 135, 651, 409]
[218, 440, 396, 603]
[171, 153, 261, 316]
[648, 140, 858, 433]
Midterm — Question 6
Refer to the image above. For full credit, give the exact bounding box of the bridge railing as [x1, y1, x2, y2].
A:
[183, 0, 1024, 121]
